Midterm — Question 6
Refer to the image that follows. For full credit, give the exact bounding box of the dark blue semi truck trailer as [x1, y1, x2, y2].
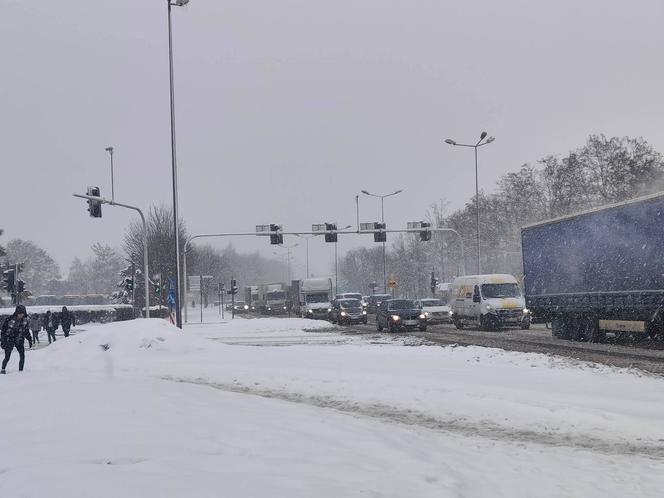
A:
[521, 192, 664, 342]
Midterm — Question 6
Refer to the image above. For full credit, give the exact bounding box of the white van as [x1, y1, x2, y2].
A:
[450, 274, 530, 330]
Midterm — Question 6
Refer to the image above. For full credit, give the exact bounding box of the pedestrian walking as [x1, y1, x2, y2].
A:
[29, 313, 41, 345]
[60, 306, 75, 338]
[1, 305, 33, 374]
[43, 310, 58, 344]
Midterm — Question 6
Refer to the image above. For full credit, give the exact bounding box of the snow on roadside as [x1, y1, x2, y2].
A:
[3, 318, 664, 497]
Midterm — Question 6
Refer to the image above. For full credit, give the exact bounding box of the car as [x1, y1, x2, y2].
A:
[329, 298, 368, 325]
[366, 294, 392, 314]
[376, 299, 428, 332]
[231, 301, 250, 314]
[415, 298, 452, 324]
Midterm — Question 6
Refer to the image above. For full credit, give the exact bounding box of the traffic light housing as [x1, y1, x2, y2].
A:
[16, 280, 25, 294]
[125, 277, 134, 291]
[87, 186, 102, 218]
[2, 269, 16, 294]
[373, 222, 386, 243]
[420, 222, 432, 241]
[230, 279, 239, 295]
[269, 224, 283, 245]
[324, 223, 338, 243]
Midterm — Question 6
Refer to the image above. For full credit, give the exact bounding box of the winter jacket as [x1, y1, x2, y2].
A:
[1, 306, 33, 350]
[60, 309, 75, 328]
[29, 316, 41, 333]
[42, 313, 59, 331]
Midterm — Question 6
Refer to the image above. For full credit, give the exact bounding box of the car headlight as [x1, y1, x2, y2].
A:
[283, 306, 287, 310]
[267, 307, 271, 311]
[340, 311, 347, 316]
[424, 311, 430, 317]
[485, 304, 493, 311]
[523, 308, 529, 314]
[244, 305, 249, 310]
[448, 311, 454, 316]
[307, 309, 313, 314]
[327, 308, 332, 312]
[419, 313, 427, 320]
[362, 310, 367, 315]
[391, 315, 400, 321]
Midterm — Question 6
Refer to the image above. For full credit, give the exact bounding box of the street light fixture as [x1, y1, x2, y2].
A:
[444, 131, 495, 274]
[360, 189, 403, 293]
[167, 0, 189, 328]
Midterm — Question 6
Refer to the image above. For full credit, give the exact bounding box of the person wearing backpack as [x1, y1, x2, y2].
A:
[1, 305, 33, 373]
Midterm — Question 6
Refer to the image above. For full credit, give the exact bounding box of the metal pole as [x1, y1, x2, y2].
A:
[474, 145, 481, 274]
[183, 243, 188, 323]
[131, 261, 136, 318]
[106, 147, 115, 203]
[168, 1, 182, 329]
[381, 196, 386, 294]
[15, 263, 19, 306]
[287, 247, 291, 282]
[200, 275, 203, 323]
[218, 283, 221, 315]
[335, 240, 338, 295]
[221, 284, 225, 319]
[231, 278, 235, 319]
[305, 238, 309, 278]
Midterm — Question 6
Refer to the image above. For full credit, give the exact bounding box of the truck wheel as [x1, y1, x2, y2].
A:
[551, 317, 569, 339]
[453, 318, 464, 330]
[419, 325, 427, 332]
[389, 322, 397, 333]
[480, 315, 493, 331]
[581, 317, 604, 343]
[376, 320, 383, 332]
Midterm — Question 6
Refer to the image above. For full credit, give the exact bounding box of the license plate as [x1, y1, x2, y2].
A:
[404, 320, 417, 325]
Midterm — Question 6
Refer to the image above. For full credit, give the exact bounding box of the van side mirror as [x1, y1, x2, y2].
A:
[472, 294, 481, 303]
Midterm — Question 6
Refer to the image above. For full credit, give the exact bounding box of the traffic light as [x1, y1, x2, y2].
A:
[324, 223, 338, 243]
[269, 224, 283, 245]
[16, 280, 25, 294]
[230, 279, 239, 295]
[87, 186, 102, 218]
[430, 271, 438, 295]
[2, 269, 16, 294]
[125, 277, 134, 291]
[420, 222, 432, 241]
[373, 222, 386, 243]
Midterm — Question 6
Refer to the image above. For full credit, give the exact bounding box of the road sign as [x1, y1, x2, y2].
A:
[188, 276, 201, 291]
[388, 277, 397, 289]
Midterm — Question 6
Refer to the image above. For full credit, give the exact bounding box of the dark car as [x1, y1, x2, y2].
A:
[330, 298, 367, 325]
[230, 301, 250, 314]
[376, 299, 428, 332]
[366, 294, 392, 314]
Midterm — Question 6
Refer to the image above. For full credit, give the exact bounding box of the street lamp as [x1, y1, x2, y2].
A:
[360, 189, 403, 293]
[444, 131, 495, 274]
[104, 147, 115, 202]
[167, 0, 189, 328]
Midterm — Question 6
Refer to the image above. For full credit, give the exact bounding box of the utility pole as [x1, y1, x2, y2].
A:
[131, 261, 136, 318]
[200, 275, 203, 323]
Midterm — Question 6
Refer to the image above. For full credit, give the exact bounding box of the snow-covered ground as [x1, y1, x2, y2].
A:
[2, 316, 664, 497]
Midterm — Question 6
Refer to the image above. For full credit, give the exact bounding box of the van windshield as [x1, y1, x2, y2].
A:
[481, 283, 521, 298]
[306, 293, 329, 303]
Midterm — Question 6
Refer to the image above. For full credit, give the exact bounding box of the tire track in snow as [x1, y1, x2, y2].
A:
[163, 376, 664, 459]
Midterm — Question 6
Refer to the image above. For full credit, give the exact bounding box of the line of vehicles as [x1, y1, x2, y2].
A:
[229, 192, 664, 343]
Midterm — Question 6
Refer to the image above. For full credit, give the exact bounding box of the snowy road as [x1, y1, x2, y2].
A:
[2, 317, 664, 497]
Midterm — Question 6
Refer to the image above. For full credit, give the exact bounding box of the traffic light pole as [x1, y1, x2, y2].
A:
[73, 193, 150, 318]
[181, 226, 465, 323]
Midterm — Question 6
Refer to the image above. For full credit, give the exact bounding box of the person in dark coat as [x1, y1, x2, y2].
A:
[29, 313, 41, 345]
[43, 310, 58, 344]
[1, 305, 33, 373]
[60, 306, 75, 338]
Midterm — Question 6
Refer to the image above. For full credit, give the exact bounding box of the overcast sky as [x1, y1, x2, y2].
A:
[2, 0, 663, 280]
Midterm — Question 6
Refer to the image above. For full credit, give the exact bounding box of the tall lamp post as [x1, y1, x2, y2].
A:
[104, 147, 115, 202]
[360, 189, 403, 293]
[167, 0, 189, 328]
[445, 132, 495, 274]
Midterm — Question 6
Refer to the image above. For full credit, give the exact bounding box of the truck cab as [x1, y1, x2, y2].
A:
[450, 274, 530, 330]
